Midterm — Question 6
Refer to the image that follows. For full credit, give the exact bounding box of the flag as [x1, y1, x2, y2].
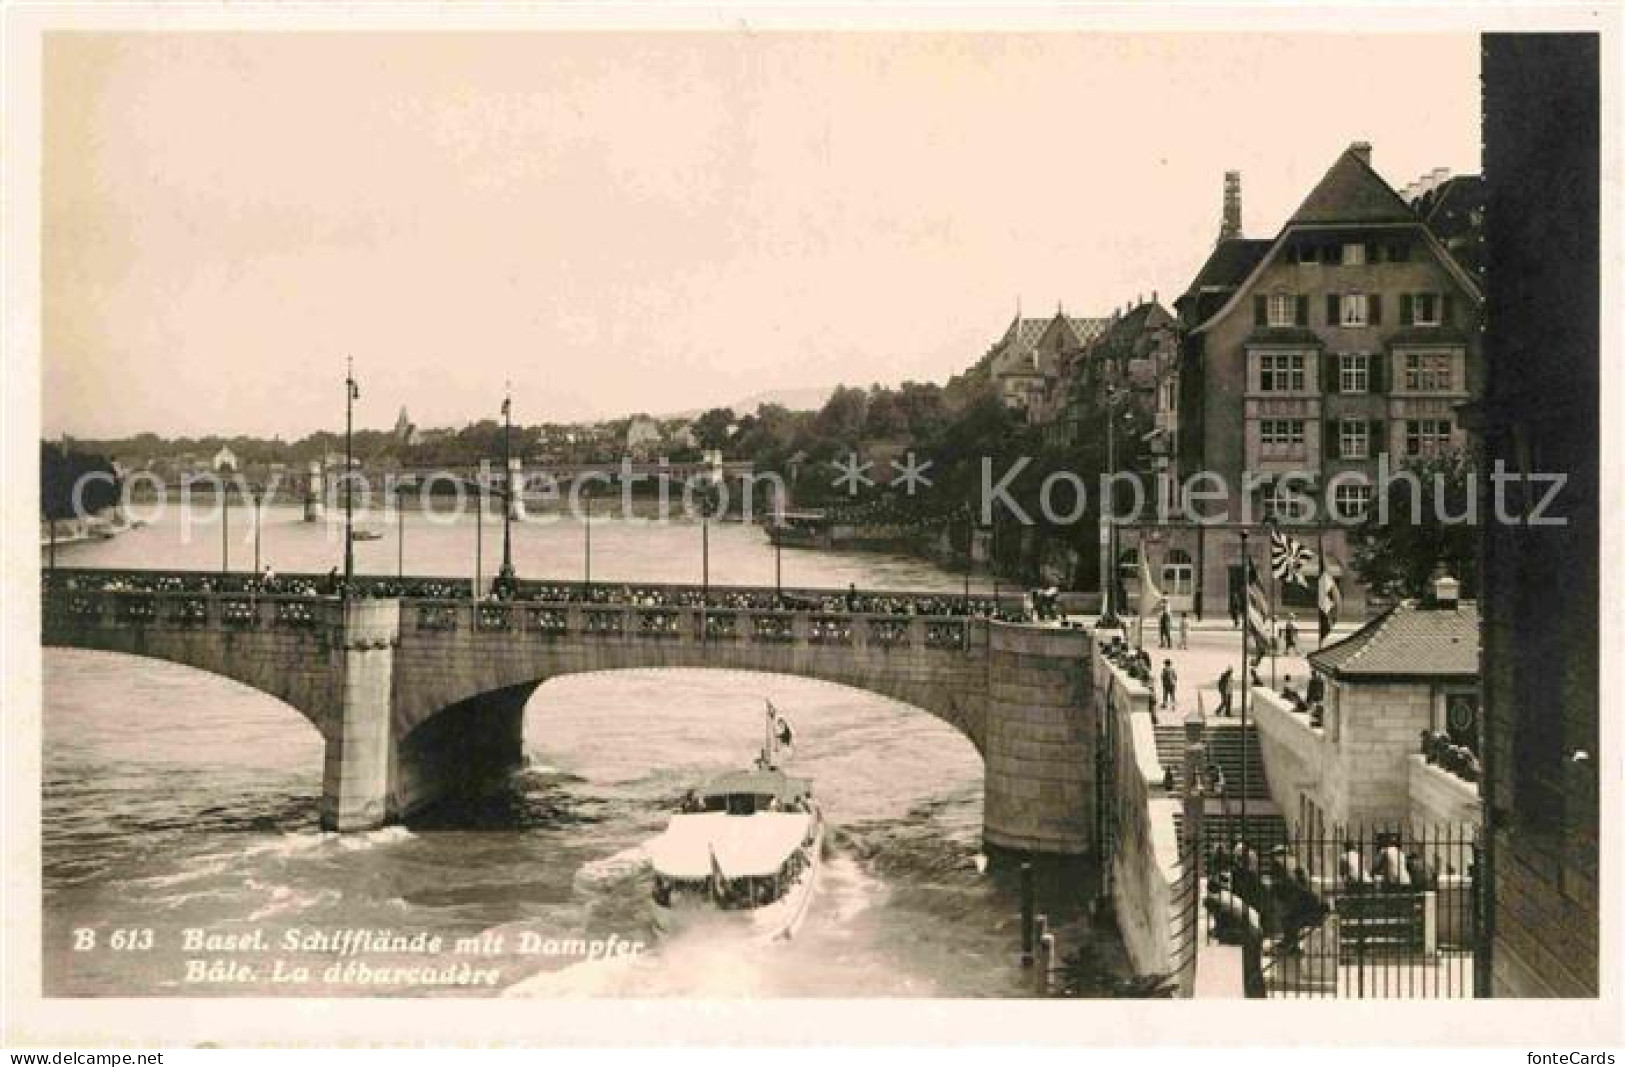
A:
[501, 395, 512, 418]
[348, 375, 360, 401]
[1244, 555, 1271, 666]
[1269, 527, 1316, 587]
[1318, 557, 1343, 642]
[765, 700, 794, 763]
[1137, 553, 1163, 619]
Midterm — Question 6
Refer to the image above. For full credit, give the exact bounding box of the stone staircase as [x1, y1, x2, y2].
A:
[1154, 721, 1272, 799]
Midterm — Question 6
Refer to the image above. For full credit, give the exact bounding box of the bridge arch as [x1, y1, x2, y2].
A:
[41, 613, 338, 739]
[44, 586, 1099, 854]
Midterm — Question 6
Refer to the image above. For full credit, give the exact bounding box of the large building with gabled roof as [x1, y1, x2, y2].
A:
[1119, 142, 1483, 623]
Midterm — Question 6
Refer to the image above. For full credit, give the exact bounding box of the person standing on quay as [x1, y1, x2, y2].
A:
[1160, 658, 1178, 711]
[1178, 611, 1190, 650]
[1158, 601, 1173, 649]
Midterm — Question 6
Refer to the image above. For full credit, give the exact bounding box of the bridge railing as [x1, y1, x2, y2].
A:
[399, 598, 977, 652]
[42, 583, 981, 653]
[42, 567, 1027, 619]
[42, 587, 347, 634]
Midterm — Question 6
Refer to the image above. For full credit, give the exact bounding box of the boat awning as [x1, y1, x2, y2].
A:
[698, 770, 812, 805]
[646, 812, 812, 880]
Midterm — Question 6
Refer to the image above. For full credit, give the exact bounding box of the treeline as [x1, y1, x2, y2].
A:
[41, 443, 121, 520]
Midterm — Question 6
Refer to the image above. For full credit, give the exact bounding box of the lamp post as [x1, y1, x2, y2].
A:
[344, 358, 358, 595]
[773, 496, 784, 600]
[396, 482, 407, 580]
[220, 468, 232, 579]
[473, 477, 483, 601]
[583, 486, 593, 598]
[252, 482, 263, 576]
[496, 385, 516, 595]
[1099, 386, 1125, 629]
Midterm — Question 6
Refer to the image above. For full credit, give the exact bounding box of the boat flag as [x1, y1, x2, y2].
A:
[1269, 526, 1316, 587]
[1318, 557, 1343, 643]
[708, 845, 728, 899]
[766, 700, 795, 763]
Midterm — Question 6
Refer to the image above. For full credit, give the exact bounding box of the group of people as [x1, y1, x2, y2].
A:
[1206, 840, 1331, 957]
[1154, 601, 1190, 650]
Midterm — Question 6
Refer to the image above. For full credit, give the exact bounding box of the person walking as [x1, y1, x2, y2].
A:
[1160, 658, 1178, 711]
[1283, 613, 1299, 655]
[1178, 610, 1190, 650]
[1216, 666, 1234, 717]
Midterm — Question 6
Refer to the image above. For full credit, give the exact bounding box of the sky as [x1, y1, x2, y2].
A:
[41, 32, 1482, 439]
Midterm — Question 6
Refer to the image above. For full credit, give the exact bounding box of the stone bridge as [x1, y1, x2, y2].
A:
[41, 571, 1099, 856]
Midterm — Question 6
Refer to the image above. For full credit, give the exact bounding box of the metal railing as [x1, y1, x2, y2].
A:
[1205, 820, 1484, 999]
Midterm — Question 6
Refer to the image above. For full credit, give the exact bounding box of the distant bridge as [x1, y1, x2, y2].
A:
[42, 569, 1099, 856]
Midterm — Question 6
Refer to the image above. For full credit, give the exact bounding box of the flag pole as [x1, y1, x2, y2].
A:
[1317, 530, 1327, 648]
[1239, 527, 1250, 850]
[1267, 525, 1278, 688]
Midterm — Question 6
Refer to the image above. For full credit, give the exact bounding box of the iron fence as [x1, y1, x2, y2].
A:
[1203, 820, 1483, 998]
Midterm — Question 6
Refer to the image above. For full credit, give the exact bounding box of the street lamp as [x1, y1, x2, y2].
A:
[496, 385, 517, 596]
[583, 485, 593, 598]
[252, 482, 264, 576]
[1098, 386, 1131, 629]
[772, 496, 784, 600]
[395, 481, 409, 580]
[220, 466, 234, 579]
[344, 358, 359, 596]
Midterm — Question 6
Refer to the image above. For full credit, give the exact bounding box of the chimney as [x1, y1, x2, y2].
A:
[1432, 166, 1451, 187]
[1429, 565, 1461, 609]
[1350, 141, 1373, 165]
[1216, 170, 1242, 245]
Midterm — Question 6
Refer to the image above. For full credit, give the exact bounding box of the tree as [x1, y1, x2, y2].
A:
[692, 407, 736, 451]
[1350, 450, 1480, 599]
[41, 443, 120, 521]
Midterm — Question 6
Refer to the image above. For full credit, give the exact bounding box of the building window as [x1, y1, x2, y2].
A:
[1340, 292, 1368, 327]
[1403, 352, 1454, 392]
[1258, 353, 1306, 392]
[1339, 353, 1370, 394]
[1263, 484, 1311, 522]
[1339, 421, 1369, 460]
[1260, 419, 1306, 448]
[1414, 293, 1442, 326]
[1341, 242, 1366, 266]
[1266, 293, 1296, 328]
[1405, 418, 1453, 456]
[1161, 549, 1194, 596]
[1333, 483, 1373, 521]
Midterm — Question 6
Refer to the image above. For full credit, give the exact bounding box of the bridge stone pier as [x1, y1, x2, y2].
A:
[43, 575, 1098, 854]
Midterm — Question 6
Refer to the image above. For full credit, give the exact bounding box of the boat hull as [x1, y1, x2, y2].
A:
[651, 814, 824, 943]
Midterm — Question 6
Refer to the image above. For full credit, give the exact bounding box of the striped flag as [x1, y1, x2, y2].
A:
[1270, 526, 1316, 587]
[1244, 555, 1271, 665]
[1318, 557, 1343, 643]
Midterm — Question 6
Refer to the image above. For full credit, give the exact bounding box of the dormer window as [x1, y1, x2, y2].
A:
[1267, 293, 1296, 327]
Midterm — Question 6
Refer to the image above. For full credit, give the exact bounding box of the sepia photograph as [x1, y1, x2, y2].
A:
[3, 2, 1618, 1053]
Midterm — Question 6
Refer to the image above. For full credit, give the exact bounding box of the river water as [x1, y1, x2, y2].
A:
[43, 504, 1125, 997]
